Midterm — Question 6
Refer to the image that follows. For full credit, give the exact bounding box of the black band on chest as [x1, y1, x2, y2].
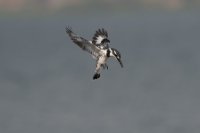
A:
[106, 49, 110, 57]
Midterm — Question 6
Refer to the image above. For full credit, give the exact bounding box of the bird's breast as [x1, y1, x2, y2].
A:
[100, 49, 108, 56]
[98, 56, 108, 64]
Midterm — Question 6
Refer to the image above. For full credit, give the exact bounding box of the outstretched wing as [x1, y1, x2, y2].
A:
[92, 28, 110, 49]
[66, 27, 100, 59]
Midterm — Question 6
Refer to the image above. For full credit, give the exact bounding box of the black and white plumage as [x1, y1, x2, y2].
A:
[66, 27, 123, 80]
[92, 28, 110, 49]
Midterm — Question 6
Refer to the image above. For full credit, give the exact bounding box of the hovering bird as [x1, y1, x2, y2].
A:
[65, 27, 123, 80]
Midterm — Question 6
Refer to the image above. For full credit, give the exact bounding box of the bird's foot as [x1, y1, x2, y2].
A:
[102, 64, 108, 70]
[105, 64, 108, 70]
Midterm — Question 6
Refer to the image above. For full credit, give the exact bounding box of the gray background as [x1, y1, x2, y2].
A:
[1, 5, 200, 133]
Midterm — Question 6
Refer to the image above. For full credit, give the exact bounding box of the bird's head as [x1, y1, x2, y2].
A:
[110, 48, 123, 68]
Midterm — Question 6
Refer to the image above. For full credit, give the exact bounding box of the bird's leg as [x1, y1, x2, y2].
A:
[101, 63, 108, 70]
[105, 63, 108, 70]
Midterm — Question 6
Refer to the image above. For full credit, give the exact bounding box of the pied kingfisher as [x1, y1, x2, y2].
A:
[66, 27, 123, 80]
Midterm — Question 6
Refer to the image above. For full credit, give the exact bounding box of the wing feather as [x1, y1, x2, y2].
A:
[66, 27, 100, 58]
[92, 28, 110, 49]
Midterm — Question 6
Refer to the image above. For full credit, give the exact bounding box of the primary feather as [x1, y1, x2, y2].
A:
[92, 28, 110, 49]
[66, 27, 100, 59]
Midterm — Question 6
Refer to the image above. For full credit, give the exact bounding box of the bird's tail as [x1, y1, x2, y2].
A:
[93, 73, 100, 80]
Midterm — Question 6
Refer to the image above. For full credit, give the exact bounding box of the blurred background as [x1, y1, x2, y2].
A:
[1, 0, 200, 133]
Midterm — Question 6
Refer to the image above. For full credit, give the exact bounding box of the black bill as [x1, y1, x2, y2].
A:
[117, 58, 123, 68]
